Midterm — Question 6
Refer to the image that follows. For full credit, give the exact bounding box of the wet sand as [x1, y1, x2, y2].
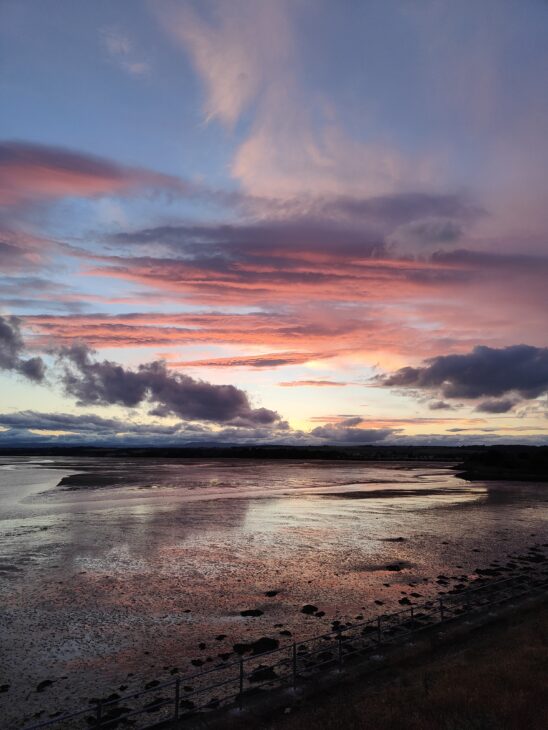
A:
[0, 457, 546, 728]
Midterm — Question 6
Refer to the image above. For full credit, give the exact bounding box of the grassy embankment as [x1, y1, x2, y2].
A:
[228, 602, 548, 730]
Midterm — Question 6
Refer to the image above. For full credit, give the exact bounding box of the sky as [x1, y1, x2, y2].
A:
[1, 0, 547, 447]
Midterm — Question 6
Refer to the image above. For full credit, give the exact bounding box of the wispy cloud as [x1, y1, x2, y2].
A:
[155, 0, 292, 127]
[100, 27, 150, 78]
[156, 0, 439, 198]
[170, 351, 335, 369]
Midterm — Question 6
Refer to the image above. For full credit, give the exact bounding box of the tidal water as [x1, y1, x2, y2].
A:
[0, 457, 546, 727]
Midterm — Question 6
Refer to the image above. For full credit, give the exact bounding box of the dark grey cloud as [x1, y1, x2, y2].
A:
[428, 400, 455, 411]
[107, 220, 385, 265]
[0, 410, 178, 435]
[392, 217, 464, 247]
[381, 344, 548, 403]
[431, 249, 548, 276]
[2, 409, 543, 447]
[475, 398, 517, 414]
[107, 191, 481, 262]
[0, 315, 45, 381]
[336, 416, 364, 427]
[0, 410, 291, 447]
[289, 192, 483, 228]
[309, 423, 396, 443]
[58, 343, 283, 426]
[91, 193, 498, 306]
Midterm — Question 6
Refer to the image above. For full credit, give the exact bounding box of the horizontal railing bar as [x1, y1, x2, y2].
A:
[183, 677, 240, 698]
[243, 647, 294, 664]
[177, 660, 242, 682]
[99, 679, 178, 707]
[190, 692, 240, 712]
[21, 707, 92, 730]
[111, 699, 173, 721]
[300, 656, 341, 671]
[135, 698, 174, 714]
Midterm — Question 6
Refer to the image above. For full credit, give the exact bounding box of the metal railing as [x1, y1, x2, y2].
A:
[21, 570, 548, 730]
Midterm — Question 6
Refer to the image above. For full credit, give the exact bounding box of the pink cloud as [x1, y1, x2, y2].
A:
[169, 351, 335, 369]
[278, 380, 351, 387]
[0, 141, 191, 207]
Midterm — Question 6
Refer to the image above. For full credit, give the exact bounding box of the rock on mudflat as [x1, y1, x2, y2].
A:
[249, 665, 277, 683]
[36, 680, 53, 693]
[301, 604, 318, 615]
[240, 609, 264, 617]
[233, 642, 250, 655]
[233, 636, 279, 655]
[251, 637, 280, 655]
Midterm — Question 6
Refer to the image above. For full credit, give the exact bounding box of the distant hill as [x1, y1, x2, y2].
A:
[1, 443, 547, 480]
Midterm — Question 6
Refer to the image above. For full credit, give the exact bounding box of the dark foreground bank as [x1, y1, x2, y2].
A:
[456, 446, 548, 481]
[227, 599, 548, 730]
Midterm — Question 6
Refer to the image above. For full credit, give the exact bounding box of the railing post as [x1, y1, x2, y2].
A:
[238, 658, 244, 711]
[174, 677, 180, 721]
[439, 597, 445, 622]
[337, 633, 343, 669]
[377, 615, 382, 643]
[95, 700, 103, 728]
[292, 642, 297, 690]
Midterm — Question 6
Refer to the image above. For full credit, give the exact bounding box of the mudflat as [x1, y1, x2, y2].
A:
[1, 456, 547, 728]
